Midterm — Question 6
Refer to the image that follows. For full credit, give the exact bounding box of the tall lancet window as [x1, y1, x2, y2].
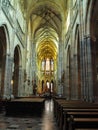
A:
[51, 59, 54, 71]
[41, 59, 45, 71]
[46, 58, 50, 71]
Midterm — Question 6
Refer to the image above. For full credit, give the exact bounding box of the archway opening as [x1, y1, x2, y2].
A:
[0, 26, 7, 97]
[12, 46, 20, 97]
[90, 0, 98, 98]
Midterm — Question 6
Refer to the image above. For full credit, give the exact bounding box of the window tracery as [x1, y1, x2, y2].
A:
[41, 58, 54, 75]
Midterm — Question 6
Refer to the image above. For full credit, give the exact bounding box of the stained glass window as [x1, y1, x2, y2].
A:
[46, 58, 50, 71]
[41, 58, 54, 72]
[51, 59, 54, 71]
[42, 59, 45, 70]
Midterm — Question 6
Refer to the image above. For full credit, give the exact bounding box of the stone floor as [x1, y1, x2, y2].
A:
[0, 99, 59, 130]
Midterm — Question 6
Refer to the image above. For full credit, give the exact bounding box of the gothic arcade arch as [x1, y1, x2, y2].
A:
[0, 25, 10, 97]
[85, 0, 92, 34]
[90, 0, 98, 99]
[0, 26, 6, 96]
[74, 25, 81, 99]
[12, 45, 22, 97]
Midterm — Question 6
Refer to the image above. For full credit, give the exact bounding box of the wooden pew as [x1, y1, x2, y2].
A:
[62, 105, 98, 129]
[68, 116, 98, 130]
[75, 128, 98, 130]
[54, 100, 88, 127]
[53, 99, 98, 130]
[54, 99, 83, 120]
[5, 97, 45, 116]
[65, 111, 98, 130]
[53, 97, 66, 118]
[59, 104, 98, 130]
[63, 109, 98, 130]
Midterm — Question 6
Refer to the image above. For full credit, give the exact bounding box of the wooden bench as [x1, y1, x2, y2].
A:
[64, 111, 98, 130]
[54, 100, 89, 127]
[5, 97, 45, 116]
[61, 109, 98, 130]
[54, 99, 84, 122]
[53, 98, 66, 118]
[60, 104, 98, 128]
[63, 105, 98, 129]
[75, 128, 98, 130]
[53, 99, 98, 130]
[68, 116, 98, 130]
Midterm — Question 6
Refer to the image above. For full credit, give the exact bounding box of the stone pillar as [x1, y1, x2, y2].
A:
[3, 54, 13, 99]
[57, 43, 63, 95]
[84, 36, 88, 100]
[85, 35, 93, 102]
[80, 35, 93, 102]
[32, 43, 36, 81]
[65, 66, 70, 99]
[91, 38, 96, 100]
[80, 39, 86, 100]
[71, 54, 78, 100]
[25, 41, 34, 96]
[30, 43, 37, 95]
[79, 0, 87, 101]
[18, 66, 23, 96]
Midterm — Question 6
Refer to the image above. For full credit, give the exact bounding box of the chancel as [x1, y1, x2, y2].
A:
[0, 0, 98, 130]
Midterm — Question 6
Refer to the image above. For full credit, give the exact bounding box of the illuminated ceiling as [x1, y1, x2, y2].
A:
[20, 0, 68, 60]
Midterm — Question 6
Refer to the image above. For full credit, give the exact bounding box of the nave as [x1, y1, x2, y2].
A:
[1, 0, 98, 129]
[0, 99, 58, 130]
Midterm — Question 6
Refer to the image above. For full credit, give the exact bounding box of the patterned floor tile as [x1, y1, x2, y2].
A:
[0, 99, 58, 130]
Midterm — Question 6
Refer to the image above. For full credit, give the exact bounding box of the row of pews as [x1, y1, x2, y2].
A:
[53, 97, 98, 130]
[0, 96, 45, 117]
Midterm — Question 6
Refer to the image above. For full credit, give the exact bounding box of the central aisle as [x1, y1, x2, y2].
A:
[41, 99, 58, 130]
[0, 99, 59, 130]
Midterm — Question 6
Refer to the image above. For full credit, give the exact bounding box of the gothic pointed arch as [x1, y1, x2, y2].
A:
[12, 45, 22, 97]
[90, 0, 98, 100]
[0, 26, 7, 97]
[75, 25, 81, 99]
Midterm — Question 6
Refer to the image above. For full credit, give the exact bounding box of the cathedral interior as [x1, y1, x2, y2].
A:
[0, 0, 98, 130]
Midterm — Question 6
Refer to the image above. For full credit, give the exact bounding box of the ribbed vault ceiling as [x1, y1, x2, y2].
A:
[20, 0, 68, 60]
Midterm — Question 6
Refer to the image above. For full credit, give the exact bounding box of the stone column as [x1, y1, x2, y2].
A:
[80, 39, 86, 100]
[3, 54, 13, 99]
[80, 35, 93, 102]
[25, 41, 33, 96]
[18, 66, 23, 96]
[57, 42, 63, 95]
[79, 0, 87, 101]
[85, 35, 93, 102]
[71, 54, 78, 100]
[84, 36, 89, 100]
[31, 43, 37, 95]
[65, 66, 70, 99]
[32, 43, 36, 80]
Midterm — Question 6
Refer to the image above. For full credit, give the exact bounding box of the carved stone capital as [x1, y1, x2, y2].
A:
[84, 34, 96, 42]
[84, 34, 91, 39]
